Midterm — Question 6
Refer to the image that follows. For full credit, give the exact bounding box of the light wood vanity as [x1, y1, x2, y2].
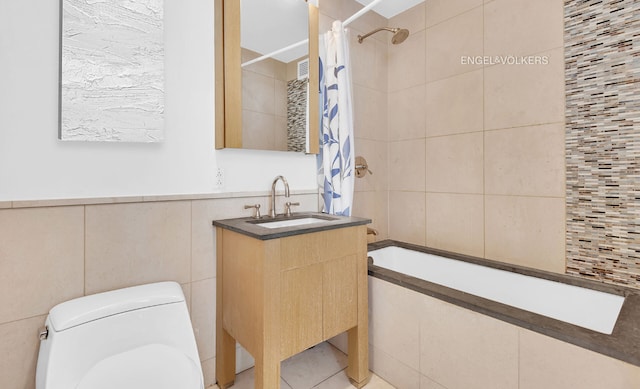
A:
[213, 214, 370, 389]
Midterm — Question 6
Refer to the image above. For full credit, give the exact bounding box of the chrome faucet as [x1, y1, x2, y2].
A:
[269, 175, 290, 217]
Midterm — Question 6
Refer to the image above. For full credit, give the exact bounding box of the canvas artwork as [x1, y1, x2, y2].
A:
[60, 0, 164, 142]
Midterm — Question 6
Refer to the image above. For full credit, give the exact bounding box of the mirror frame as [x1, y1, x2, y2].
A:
[215, 0, 319, 154]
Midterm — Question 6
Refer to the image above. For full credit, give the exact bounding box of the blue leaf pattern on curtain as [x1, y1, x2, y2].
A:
[317, 20, 355, 216]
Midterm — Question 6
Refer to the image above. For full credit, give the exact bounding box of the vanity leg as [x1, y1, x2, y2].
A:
[216, 227, 236, 389]
[215, 328, 236, 389]
[347, 251, 370, 388]
[347, 325, 370, 388]
[254, 356, 281, 389]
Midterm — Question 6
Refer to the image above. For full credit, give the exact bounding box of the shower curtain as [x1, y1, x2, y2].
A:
[317, 20, 355, 216]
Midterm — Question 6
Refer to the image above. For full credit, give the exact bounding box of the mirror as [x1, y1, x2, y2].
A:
[215, 0, 319, 153]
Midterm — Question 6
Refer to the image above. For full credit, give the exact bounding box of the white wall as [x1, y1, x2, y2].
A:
[0, 0, 316, 201]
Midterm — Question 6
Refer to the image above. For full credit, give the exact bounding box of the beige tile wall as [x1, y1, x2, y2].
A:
[0, 192, 317, 389]
[386, 0, 566, 273]
[321, 0, 389, 240]
[241, 48, 289, 151]
[368, 276, 640, 389]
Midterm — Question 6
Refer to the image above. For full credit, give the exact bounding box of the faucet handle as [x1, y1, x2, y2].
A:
[284, 202, 300, 217]
[244, 204, 261, 219]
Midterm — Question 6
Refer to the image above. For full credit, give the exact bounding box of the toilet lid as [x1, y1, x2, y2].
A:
[76, 344, 202, 389]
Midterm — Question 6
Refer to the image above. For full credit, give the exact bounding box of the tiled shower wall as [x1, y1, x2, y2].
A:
[385, 0, 566, 273]
[565, 0, 640, 287]
[320, 0, 390, 240]
[0, 192, 317, 389]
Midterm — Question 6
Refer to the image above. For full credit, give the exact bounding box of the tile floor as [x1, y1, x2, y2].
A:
[208, 342, 395, 389]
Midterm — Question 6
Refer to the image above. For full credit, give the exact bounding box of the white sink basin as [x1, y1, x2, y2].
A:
[254, 217, 333, 229]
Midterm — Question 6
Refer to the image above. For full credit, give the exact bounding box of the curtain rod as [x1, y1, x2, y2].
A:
[241, 0, 384, 68]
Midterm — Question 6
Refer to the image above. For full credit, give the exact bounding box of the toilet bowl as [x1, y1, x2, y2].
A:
[35, 282, 204, 389]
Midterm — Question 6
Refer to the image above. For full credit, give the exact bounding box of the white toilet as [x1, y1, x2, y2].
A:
[35, 281, 204, 389]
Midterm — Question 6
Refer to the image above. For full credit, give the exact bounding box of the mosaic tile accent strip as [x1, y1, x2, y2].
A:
[287, 78, 308, 152]
[565, 0, 640, 287]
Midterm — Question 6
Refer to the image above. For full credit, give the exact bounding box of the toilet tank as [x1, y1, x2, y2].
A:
[36, 282, 203, 389]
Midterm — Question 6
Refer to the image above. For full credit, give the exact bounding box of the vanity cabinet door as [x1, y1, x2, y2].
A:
[280, 264, 323, 359]
[323, 255, 358, 339]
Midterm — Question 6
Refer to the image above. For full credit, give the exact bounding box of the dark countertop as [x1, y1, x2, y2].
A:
[367, 240, 640, 367]
[213, 212, 371, 240]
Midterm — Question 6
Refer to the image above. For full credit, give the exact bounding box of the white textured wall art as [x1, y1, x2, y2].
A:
[60, 0, 164, 142]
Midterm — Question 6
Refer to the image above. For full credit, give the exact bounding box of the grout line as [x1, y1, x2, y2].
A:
[83, 205, 87, 296]
[309, 367, 347, 389]
[424, 4, 485, 30]
[189, 200, 193, 285]
[0, 312, 49, 327]
[482, 0, 487, 260]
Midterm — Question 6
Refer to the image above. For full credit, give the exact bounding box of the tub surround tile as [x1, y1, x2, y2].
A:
[388, 140, 426, 192]
[485, 123, 565, 197]
[369, 277, 422, 370]
[369, 345, 421, 389]
[353, 191, 375, 222]
[519, 329, 640, 389]
[388, 191, 426, 246]
[0, 315, 46, 389]
[484, 47, 565, 130]
[353, 85, 387, 141]
[484, 0, 564, 57]
[0, 207, 84, 324]
[84, 201, 191, 294]
[425, 69, 483, 137]
[388, 30, 425, 92]
[374, 190, 389, 240]
[340, 0, 388, 44]
[425, 132, 484, 194]
[389, 2, 425, 36]
[388, 85, 426, 141]
[425, 0, 483, 28]
[485, 195, 565, 273]
[350, 35, 388, 92]
[353, 139, 377, 192]
[420, 375, 447, 389]
[425, 6, 483, 82]
[368, 240, 640, 368]
[426, 193, 484, 258]
[420, 297, 519, 389]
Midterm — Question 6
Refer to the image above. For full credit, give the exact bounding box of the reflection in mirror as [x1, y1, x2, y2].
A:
[215, 0, 318, 153]
[241, 0, 309, 152]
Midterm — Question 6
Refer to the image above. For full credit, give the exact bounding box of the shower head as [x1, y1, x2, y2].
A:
[391, 28, 410, 44]
[357, 27, 410, 44]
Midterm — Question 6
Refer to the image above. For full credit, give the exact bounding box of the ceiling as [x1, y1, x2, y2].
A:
[354, 0, 425, 19]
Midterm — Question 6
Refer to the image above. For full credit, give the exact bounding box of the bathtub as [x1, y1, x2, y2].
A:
[369, 245, 624, 334]
[361, 240, 640, 388]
